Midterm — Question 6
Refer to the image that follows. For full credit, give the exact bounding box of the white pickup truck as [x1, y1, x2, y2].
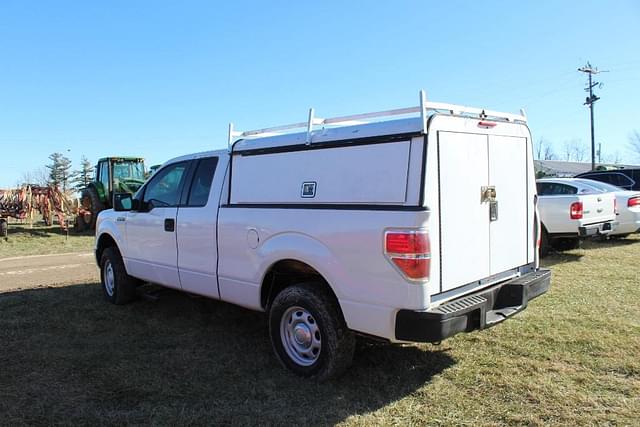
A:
[536, 178, 618, 256]
[95, 92, 550, 380]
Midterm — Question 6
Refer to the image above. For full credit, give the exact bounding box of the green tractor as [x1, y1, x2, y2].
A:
[77, 157, 146, 230]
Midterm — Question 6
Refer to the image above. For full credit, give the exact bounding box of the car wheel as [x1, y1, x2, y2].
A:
[539, 226, 550, 258]
[552, 237, 580, 251]
[268, 282, 355, 382]
[100, 247, 138, 305]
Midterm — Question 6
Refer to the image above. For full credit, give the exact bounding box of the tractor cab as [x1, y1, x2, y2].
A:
[77, 157, 146, 231]
[95, 157, 146, 200]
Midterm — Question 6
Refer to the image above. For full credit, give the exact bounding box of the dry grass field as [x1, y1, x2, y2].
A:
[0, 236, 638, 425]
[0, 222, 94, 258]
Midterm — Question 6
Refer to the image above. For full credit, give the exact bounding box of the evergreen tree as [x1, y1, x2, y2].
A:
[72, 156, 94, 193]
[46, 152, 73, 191]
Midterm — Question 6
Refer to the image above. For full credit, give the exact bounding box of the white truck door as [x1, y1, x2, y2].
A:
[176, 157, 221, 299]
[488, 135, 529, 274]
[124, 161, 190, 288]
[438, 131, 491, 290]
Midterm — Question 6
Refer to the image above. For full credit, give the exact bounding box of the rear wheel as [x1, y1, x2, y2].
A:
[539, 227, 550, 258]
[100, 247, 138, 305]
[552, 237, 580, 251]
[268, 282, 355, 382]
[0, 219, 7, 238]
[81, 187, 105, 230]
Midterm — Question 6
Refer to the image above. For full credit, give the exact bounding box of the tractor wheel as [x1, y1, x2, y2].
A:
[81, 187, 105, 230]
[75, 213, 89, 232]
[0, 219, 7, 238]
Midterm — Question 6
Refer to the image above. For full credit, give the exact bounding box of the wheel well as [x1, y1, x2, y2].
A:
[96, 233, 118, 264]
[260, 259, 340, 311]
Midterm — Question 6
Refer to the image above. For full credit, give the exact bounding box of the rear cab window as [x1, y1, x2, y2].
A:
[536, 182, 578, 195]
[185, 157, 218, 207]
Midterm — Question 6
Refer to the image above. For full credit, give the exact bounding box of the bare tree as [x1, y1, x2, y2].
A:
[535, 138, 556, 160]
[563, 139, 587, 162]
[16, 167, 49, 187]
[628, 130, 640, 161]
[605, 151, 622, 165]
[543, 144, 556, 160]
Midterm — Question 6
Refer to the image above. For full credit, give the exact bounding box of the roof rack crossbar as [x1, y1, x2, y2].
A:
[228, 90, 527, 146]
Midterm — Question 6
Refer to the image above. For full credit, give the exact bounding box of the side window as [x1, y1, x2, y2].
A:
[610, 173, 633, 188]
[143, 162, 188, 207]
[592, 173, 614, 185]
[99, 163, 110, 190]
[186, 157, 218, 207]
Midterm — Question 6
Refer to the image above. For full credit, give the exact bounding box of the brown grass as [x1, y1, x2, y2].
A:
[0, 221, 94, 259]
[0, 237, 638, 425]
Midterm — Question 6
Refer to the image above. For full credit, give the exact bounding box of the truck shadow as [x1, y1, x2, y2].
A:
[4, 224, 95, 238]
[0, 283, 454, 425]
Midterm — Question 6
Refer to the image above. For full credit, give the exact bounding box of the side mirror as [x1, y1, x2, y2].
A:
[113, 193, 133, 212]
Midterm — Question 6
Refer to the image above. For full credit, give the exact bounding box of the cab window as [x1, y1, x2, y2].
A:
[186, 157, 218, 207]
[143, 162, 189, 207]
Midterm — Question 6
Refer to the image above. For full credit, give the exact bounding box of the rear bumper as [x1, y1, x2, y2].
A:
[578, 220, 618, 237]
[395, 269, 551, 343]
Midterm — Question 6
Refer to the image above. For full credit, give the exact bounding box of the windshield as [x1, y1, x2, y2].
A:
[113, 161, 145, 181]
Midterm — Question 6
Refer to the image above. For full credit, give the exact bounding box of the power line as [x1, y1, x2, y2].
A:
[578, 61, 608, 170]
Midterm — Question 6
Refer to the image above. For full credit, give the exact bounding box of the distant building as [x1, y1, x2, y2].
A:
[534, 160, 640, 178]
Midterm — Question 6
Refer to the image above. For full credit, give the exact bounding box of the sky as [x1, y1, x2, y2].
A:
[1, 0, 639, 187]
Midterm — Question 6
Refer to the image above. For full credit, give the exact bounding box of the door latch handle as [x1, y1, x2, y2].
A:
[481, 186, 497, 203]
[164, 218, 175, 232]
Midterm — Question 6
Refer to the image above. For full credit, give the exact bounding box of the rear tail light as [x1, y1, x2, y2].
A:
[628, 196, 640, 208]
[385, 230, 430, 281]
[570, 202, 583, 220]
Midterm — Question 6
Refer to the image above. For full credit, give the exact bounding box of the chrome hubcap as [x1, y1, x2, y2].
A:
[104, 261, 115, 297]
[280, 306, 321, 366]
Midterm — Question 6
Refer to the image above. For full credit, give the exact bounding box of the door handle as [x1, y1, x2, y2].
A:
[164, 218, 175, 232]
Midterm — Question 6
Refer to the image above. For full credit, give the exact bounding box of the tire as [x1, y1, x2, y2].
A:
[552, 237, 580, 251]
[610, 234, 629, 239]
[268, 282, 356, 382]
[100, 247, 138, 305]
[539, 226, 550, 258]
[75, 214, 88, 232]
[81, 186, 105, 230]
[0, 219, 7, 238]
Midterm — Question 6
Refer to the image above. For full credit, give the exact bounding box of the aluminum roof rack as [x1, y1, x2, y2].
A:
[228, 90, 527, 152]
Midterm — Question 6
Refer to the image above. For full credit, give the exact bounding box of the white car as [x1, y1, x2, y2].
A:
[572, 178, 640, 237]
[536, 178, 618, 255]
[95, 93, 550, 380]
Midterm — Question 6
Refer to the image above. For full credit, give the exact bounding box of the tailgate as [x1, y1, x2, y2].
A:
[580, 193, 616, 224]
[429, 115, 535, 294]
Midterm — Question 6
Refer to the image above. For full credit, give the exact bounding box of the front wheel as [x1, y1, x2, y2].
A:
[268, 282, 355, 382]
[100, 247, 138, 305]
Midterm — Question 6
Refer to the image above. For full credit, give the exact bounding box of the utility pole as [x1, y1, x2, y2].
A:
[598, 142, 602, 163]
[578, 62, 605, 171]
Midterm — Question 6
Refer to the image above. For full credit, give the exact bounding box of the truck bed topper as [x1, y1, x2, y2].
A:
[228, 90, 527, 153]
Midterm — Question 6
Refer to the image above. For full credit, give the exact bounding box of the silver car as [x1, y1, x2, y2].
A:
[572, 178, 640, 237]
